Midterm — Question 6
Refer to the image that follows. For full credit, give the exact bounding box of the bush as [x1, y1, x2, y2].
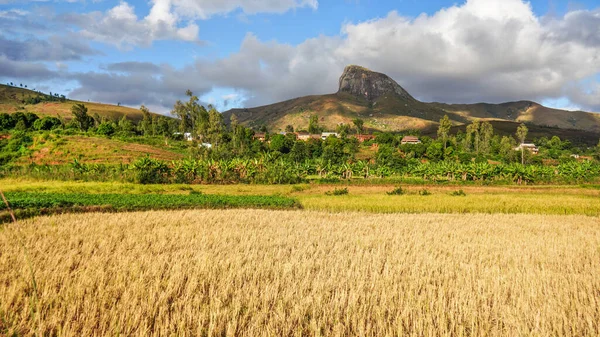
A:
[419, 189, 432, 196]
[326, 187, 349, 196]
[387, 186, 405, 195]
[451, 189, 466, 196]
[130, 157, 171, 184]
[96, 122, 116, 136]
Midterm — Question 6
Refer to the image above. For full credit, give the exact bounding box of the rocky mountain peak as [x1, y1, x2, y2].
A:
[337, 65, 415, 101]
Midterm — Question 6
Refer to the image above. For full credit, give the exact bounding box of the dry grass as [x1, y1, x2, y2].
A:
[1, 210, 599, 336]
[19, 135, 183, 165]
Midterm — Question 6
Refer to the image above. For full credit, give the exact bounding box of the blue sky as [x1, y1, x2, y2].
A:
[1, 0, 599, 113]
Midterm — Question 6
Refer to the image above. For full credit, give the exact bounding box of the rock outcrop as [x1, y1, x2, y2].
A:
[337, 65, 415, 102]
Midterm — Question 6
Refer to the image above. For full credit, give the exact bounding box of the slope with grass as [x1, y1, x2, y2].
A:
[1, 210, 598, 335]
[17, 134, 185, 165]
[0, 84, 161, 122]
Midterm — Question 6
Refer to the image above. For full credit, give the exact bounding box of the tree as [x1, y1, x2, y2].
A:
[71, 103, 93, 131]
[499, 136, 516, 162]
[118, 116, 135, 134]
[516, 123, 528, 165]
[352, 118, 365, 135]
[207, 106, 224, 147]
[285, 125, 294, 133]
[171, 90, 208, 138]
[308, 115, 322, 134]
[139, 105, 153, 136]
[479, 121, 494, 155]
[465, 120, 481, 154]
[336, 123, 350, 138]
[437, 115, 452, 152]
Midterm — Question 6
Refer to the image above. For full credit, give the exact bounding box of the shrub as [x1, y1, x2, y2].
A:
[326, 187, 349, 196]
[451, 189, 466, 196]
[387, 186, 405, 195]
[419, 189, 432, 196]
[96, 122, 116, 136]
[130, 157, 171, 184]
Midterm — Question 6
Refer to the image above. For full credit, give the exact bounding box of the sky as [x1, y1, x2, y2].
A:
[1, 0, 599, 115]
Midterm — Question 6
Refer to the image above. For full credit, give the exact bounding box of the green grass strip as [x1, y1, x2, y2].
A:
[1, 192, 301, 213]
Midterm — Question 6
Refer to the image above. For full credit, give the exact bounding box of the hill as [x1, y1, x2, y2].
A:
[0, 84, 156, 122]
[223, 65, 600, 137]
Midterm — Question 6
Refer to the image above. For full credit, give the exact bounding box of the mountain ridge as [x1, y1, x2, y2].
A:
[223, 65, 600, 136]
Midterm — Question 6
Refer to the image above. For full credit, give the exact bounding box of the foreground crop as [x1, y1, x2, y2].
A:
[1, 210, 598, 336]
[0, 192, 299, 222]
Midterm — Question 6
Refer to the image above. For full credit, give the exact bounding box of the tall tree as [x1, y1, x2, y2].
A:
[516, 123, 529, 165]
[308, 115, 321, 134]
[71, 103, 93, 131]
[139, 105, 152, 136]
[336, 123, 350, 138]
[352, 118, 365, 135]
[207, 106, 224, 147]
[479, 121, 494, 155]
[171, 90, 208, 138]
[437, 115, 452, 152]
[465, 120, 481, 154]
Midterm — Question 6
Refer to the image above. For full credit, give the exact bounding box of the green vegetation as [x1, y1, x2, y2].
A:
[326, 187, 349, 196]
[1, 89, 600, 186]
[2, 179, 600, 217]
[451, 189, 467, 196]
[387, 186, 405, 195]
[0, 191, 300, 222]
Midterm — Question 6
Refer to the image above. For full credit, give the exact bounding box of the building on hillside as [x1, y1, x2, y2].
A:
[401, 136, 421, 145]
[173, 132, 194, 141]
[515, 143, 539, 155]
[353, 134, 375, 142]
[253, 133, 266, 142]
[321, 132, 339, 140]
[297, 132, 311, 141]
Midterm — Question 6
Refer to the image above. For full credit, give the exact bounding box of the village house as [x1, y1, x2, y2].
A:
[173, 132, 194, 141]
[321, 132, 339, 140]
[401, 136, 421, 145]
[253, 133, 266, 142]
[515, 143, 539, 155]
[296, 132, 311, 141]
[353, 134, 376, 142]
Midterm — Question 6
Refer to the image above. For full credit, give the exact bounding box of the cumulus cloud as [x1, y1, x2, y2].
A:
[8, 0, 600, 113]
[152, 0, 318, 20]
[187, 0, 600, 111]
[60, 1, 200, 49]
[54, 0, 318, 49]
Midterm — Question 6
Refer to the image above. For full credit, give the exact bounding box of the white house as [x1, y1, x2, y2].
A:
[515, 143, 539, 155]
[321, 132, 339, 140]
[401, 136, 421, 145]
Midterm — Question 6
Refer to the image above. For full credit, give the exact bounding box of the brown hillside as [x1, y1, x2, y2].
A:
[0, 84, 160, 122]
[223, 65, 600, 136]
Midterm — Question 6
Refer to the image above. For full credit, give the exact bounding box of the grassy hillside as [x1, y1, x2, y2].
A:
[0, 84, 156, 122]
[17, 134, 185, 165]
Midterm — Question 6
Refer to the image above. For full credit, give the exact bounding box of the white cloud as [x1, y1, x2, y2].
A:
[39, 0, 600, 113]
[185, 0, 600, 110]
[154, 0, 318, 20]
[71, 1, 199, 49]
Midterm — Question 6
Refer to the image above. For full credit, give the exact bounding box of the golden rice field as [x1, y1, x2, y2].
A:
[1, 210, 599, 336]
